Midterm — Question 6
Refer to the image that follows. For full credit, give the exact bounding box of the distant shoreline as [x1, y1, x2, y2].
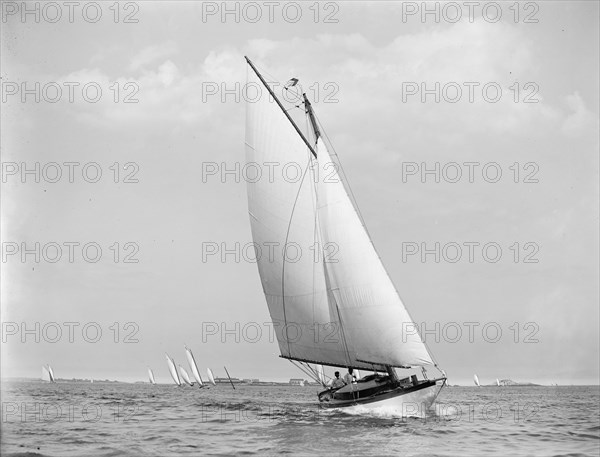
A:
[3, 377, 599, 387]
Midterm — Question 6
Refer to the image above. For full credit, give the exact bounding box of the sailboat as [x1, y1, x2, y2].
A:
[41, 365, 55, 383]
[184, 346, 204, 387]
[48, 365, 56, 382]
[179, 365, 194, 386]
[165, 353, 181, 386]
[474, 374, 480, 386]
[206, 368, 216, 386]
[148, 368, 156, 385]
[496, 378, 500, 387]
[244, 57, 446, 413]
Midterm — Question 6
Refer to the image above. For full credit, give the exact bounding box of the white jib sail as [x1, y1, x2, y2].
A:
[166, 354, 181, 386]
[474, 374, 480, 386]
[315, 138, 434, 368]
[179, 365, 194, 386]
[148, 368, 156, 384]
[185, 346, 203, 386]
[42, 365, 51, 382]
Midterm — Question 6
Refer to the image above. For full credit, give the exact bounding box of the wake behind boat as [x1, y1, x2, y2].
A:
[244, 57, 446, 415]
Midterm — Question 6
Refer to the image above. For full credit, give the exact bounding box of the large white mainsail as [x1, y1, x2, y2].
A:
[245, 59, 434, 371]
[246, 65, 363, 369]
[184, 346, 204, 386]
[165, 354, 181, 386]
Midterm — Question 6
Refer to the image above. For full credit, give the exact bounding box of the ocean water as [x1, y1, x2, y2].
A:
[1, 381, 598, 456]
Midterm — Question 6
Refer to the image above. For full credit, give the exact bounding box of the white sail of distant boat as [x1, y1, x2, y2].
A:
[496, 378, 500, 387]
[148, 368, 156, 384]
[474, 374, 480, 386]
[46, 365, 56, 382]
[179, 365, 194, 386]
[244, 56, 446, 412]
[184, 346, 204, 386]
[165, 353, 181, 386]
[41, 365, 53, 382]
[207, 368, 216, 386]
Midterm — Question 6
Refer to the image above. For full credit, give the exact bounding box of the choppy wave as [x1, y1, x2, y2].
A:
[1, 382, 598, 456]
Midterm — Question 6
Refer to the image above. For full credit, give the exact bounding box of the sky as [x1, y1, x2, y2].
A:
[1, 1, 598, 386]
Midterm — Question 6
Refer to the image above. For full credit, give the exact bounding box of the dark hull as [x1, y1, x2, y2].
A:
[318, 376, 444, 409]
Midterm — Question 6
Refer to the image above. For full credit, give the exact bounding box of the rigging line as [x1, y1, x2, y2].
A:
[306, 114, 319, 328]
[305, 104, 354, 370]
[319, 247, 352, 368]
[289, 360, 321, 385]
[306, 110, 354, 369]
[280, 155, 318, 358]
[304, 109, 352, 368]
[312, 111, 368, 229]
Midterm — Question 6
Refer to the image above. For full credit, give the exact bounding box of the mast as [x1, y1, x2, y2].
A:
[245, 56, 317, 158]
[303, 93, 320, 141]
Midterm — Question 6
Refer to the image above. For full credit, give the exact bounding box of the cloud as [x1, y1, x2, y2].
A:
[561, 91, 599, 137]
[56, 59, 210, 127]
[128, 41, 179, 72]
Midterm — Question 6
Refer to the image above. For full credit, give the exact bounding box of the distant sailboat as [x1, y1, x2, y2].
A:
[496, 378, 500, 387]
[207, 368, 216, 386]
[165, 353, 181, 386]
[474, 374, 480, 387]
[184, 346, 204, 387]
[148, 368, 156, 385]
[42, 365, 56, 382]
[179, 365, 194, 386]
[244, 56, 446, 412]
[41, 365, 53, 382]
[48, 365, 55, 382]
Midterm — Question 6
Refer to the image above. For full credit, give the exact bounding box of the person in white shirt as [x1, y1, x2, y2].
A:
[343, 368, 356, 385]
[328, 371, 345, 389]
